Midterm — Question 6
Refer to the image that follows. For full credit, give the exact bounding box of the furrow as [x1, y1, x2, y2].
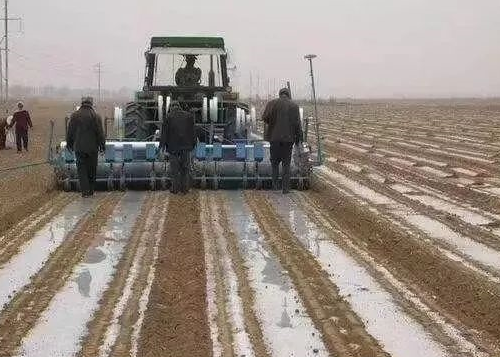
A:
[294, 192, 493, 356]
[109, 194, 168, 357]
[200, 192, 236, 357]
[308, 175, 500, 350]
[224, 191, 330, 356]
[0, 193, 123, 357]
[244, 191, 389, 357]
[0, 192, 67, 245]
[324, 141, 500, 214]
[0, 196, 101, 312]
[75, 192, 156, 357]
[0, 193, 75, 266]
[325, 160, 500, 252]
[316, 166, 500, 280]
[205, 192, 260, 356]
[138, 192, 212, 357]
[15, 192, 145, 357]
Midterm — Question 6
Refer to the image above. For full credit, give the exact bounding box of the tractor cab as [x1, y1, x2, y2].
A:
[124, 37, 249, 142]
[144, 37, 233, 100]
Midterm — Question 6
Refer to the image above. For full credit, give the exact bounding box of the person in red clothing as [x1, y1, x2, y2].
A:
[9, 101, 33, 153]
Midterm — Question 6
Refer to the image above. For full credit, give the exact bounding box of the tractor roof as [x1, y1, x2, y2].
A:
[151, 37, 225, 49]
[150, 37, 226, 56]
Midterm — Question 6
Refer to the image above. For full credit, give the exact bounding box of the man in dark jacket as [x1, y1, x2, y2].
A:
[160, 101, 196, 194]
[66, 97, 105, 197]
[262, 88, 303, 194]
[9, 102, 33, 153]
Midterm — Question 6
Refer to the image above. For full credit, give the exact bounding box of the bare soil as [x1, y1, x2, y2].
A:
[138, 192, 213, 357]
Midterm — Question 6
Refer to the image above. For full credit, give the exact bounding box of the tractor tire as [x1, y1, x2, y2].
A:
[123, 102, 151, 140]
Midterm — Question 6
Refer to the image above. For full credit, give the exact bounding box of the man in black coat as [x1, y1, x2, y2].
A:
[262, 88, 303, 194]
[66, 97, 105, 197]
[160, 101, 196, 194]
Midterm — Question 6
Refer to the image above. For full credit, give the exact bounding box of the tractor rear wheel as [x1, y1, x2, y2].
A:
[123, 102, 150, 140]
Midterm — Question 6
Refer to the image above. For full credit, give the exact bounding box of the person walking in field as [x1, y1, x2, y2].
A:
[262, 88, 303, 194]
[8, 102, 33, 153]
[66, 97, 105, 197]
[159, 101, 196, 194]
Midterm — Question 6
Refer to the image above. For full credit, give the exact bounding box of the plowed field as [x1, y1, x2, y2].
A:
[1, 99, 499, 357]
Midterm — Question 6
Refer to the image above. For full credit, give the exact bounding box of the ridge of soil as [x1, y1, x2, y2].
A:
[138, 192, 212, 357]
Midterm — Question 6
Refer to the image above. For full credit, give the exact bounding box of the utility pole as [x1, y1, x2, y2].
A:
[0, 0, 21, 103]
[95, 62, 102, 102]
[4, 0, 8, 102]
[305, 54, 323, 165]
[0, 40, 3, 100]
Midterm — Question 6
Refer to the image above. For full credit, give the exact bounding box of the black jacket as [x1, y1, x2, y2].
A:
[66, 105, 105, 153]
[262, 97, 303, 143]
[160, 107, 196, 153]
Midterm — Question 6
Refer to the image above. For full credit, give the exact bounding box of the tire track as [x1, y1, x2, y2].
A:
[0, 193, 75, 266]
[138, 192, 212, 357]
[0, 193, 122, 357]
[308, 178, 500, 350]
[245, 192, 389, 357]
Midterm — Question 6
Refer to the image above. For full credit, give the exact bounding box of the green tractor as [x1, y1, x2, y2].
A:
[122, 36, 254, 143]
[54, 36, 312, 191]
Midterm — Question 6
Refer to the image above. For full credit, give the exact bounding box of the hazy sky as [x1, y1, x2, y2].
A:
[8, 0, 500, 98]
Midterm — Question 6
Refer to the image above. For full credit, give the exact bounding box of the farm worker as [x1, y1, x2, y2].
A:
[66, 96, 105, 198]
[262, 88, 303, 194]
[175, 55, 201, 86]
[0, 117, 7, 149]
[8, 102, 33, 153]
[159, 101, 196, 194]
